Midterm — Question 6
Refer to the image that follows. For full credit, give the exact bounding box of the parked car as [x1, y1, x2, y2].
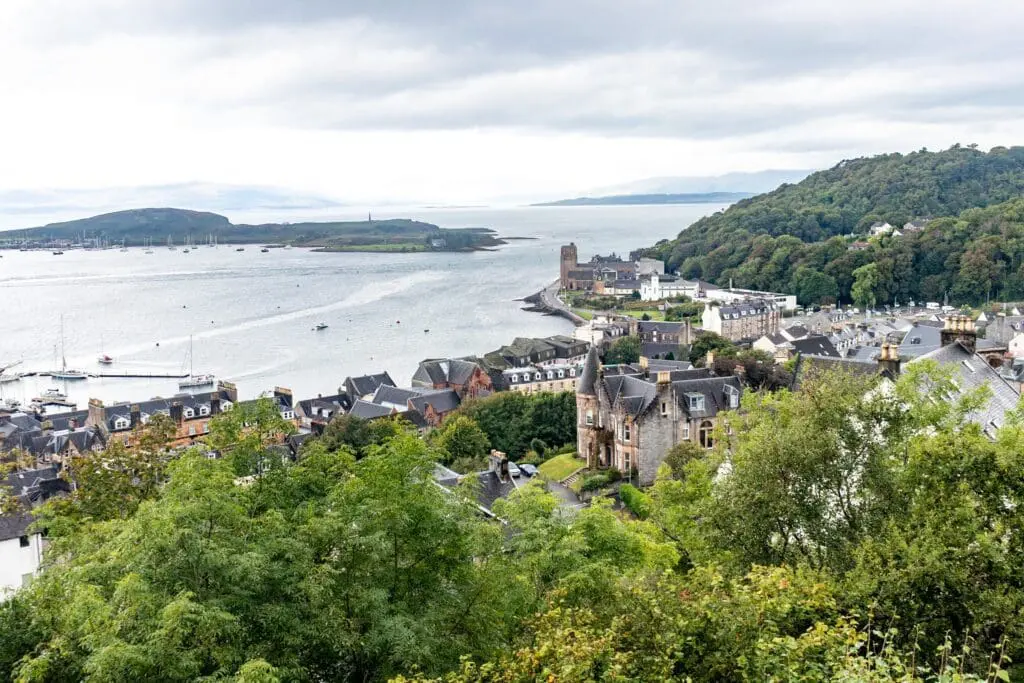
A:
[519, 463, 538, 478]
[507, 462, 521, 478]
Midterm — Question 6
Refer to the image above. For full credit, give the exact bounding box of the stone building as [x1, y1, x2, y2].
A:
[576, 349, 743, 486]
[701, 299, 780, 341]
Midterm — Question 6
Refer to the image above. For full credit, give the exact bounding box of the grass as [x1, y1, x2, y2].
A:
[573, 309, 595, 320]
[619, 309, 666, 321]
[539, 453, 586, 481]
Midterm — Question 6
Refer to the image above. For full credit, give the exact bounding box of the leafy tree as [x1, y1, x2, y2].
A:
[688, 332, 735, 365]
[432, 415, 490, 465]
[791, 265, 838, 305]
[851, 262, 880, 309]
[457, 391, 575, 458]
[604, 335, 641, 365]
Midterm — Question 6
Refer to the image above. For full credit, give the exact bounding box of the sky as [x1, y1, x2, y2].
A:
[2, 0, 1024, 205]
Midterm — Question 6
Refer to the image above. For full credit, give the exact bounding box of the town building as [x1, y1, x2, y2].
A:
[412, 359, 493, 399]
[502, 362, 584, 394]
[701, 299, 781, 341]
[0, 465, 71, 596]
[344, 373, 396, 401]
[639, 273, 700, 301]
[295, 393, 352, 434]
[576, 350, 743, 486]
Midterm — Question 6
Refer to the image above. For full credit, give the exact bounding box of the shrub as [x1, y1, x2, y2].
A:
[580, 473, 612, 492]
[619, 484, 651, 519]
[529, 438, 548, 458]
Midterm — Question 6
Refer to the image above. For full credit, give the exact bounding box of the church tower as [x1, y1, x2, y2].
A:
[560, 243, 578, 290]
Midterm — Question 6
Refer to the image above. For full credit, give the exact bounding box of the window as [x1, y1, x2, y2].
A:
[203, 422, 210, 434]
[623, 422, 631, 442]
[661, 401, 668, 417]
[511, 374, 518, 383]
[569, 368, 576, 377]
[199, 405, 210, 416]
[682, 424, 690, 440]
[699, 420, 714, 449]
[18, 535, 29, 548]
[21, 573, 32, 587]
[534, 373, 542, 381]
[725, 385, 740, 409]
[687, 394, 705, 411]
[183, 407, 195, 419]
[123, 437, 130, 447]
[586, 410, 594, 426]
[114, 416, 130, 430]
[188, 425, 196, 436]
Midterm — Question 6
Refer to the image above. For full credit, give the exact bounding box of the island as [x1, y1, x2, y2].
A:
[2, 208, 506, 253]
[532, 192, 753, 206]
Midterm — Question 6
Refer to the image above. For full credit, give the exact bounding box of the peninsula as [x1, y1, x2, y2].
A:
[532, 191, 752, 206]
[2, 208, 506, 252]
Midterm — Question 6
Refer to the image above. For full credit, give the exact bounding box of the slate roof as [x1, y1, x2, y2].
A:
[0, 465, 72, 540]
[641, 342, 685, 359]
[345, 372, 396, 399]
[784, 325, 809, 339]
[408, 389, 461, 416]
[792, 335, 842, 359]
[578, 346, 600, 396]
[913, 342, 1021, 435]
[412, 358, 482, 387]
[716, 298, 776, 317]
[638, 321, 688, 334]
[672, 376, 743, 419]
[371, 384, 426, 410]
[348, 399, 396, 420]
[898, 324, 943, 358]
[296, 393, 352, 420]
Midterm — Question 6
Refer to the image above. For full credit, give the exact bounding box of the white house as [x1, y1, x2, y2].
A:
[0, 520, 43, 596]
[640, 273, 700, 301]
[869, 221, 895, 236]
[1010, 332, 1024, 358]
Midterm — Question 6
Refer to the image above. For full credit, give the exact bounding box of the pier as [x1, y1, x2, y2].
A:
[31, 371, 190, 380]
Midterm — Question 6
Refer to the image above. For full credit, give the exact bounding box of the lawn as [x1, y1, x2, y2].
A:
[538, 453, 586, 481]
[619, 309, 665, 321]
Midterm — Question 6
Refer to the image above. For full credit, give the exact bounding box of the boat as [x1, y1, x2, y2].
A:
[183, 248, 190, 253]
[179, 335, 215, 390]
[260, 248, 269, 253]
[167, 236, 176, 251]
[313, 322, 328, 331]
[33, 387, 68, 403]
[97, 354, 113, 365]
[119, 239, 128, 252]
[424, 329, 430, 333]
[235, 247, 245, 252]
[52, 250, 64, 255]
[52, 316, 88, 381]
[2, 399, 22, 411]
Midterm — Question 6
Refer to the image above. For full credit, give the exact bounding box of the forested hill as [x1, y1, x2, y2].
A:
[641, 145, 1024, 306]
[3, 207, 503, 251]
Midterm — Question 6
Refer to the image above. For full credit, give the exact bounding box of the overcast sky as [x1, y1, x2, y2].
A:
[2, 0, 1023, 204]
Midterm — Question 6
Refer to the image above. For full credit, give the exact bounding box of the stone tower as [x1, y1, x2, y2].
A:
[560, 243, 578, 290]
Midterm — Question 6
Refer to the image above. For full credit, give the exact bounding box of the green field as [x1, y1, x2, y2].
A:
[538, 453, 585, 481]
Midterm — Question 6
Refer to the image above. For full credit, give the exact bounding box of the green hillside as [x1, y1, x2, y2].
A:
[2, 208, 503, 252]
[641, 145, 1024, 305]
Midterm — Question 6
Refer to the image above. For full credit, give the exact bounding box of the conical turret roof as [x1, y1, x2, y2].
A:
[577, 345, 600, 395]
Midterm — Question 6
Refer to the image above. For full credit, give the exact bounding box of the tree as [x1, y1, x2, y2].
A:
[208, 397, 296, 476]
[433, 415, 490, 466]
[851, 262, 880, 309]
[605, 335, 641, 365]
[791, 266, 839, 305]
[689, 332, 735, 365]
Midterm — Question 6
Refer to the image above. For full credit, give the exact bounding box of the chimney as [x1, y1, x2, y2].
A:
[209, 391, 221, 415]
[170, 402, 184, 425]
[130, 404, 141, 429]
[488, 449, 509, 481]
[87, 398, 105, 428]
[706, 350, 716, 368]
[876, 342, 902, 378]
[940, 315, 976, 355]
[218, 381, 238, 403]
[656, 370, 671, 384]
[639, 356, 649, 370]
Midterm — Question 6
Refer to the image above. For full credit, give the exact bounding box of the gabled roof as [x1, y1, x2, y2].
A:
[898, 324, 943, 358]
[348, 399, 396, 420]
[791, 335, 842, 359]
[346, 372, 396, 398]
[638, 321, 688, 334]
[912, 342, 1021, 434]
[672, 375, 743, 419]
[408, 389, 461, 416]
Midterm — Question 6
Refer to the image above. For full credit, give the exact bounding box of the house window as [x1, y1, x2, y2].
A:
[699, 420, 714, 449]
[199, 405, 210, 416]
[188, 425, 196, 436]
[623, 422, 631, 442]
[534, 373, 542, 381]
[183, 407, 194, 419]
[586, 410, 593, 426]
[661, 401, 668, 417]
[511, 374, 518, 383]
[203, 422, 210, 434]
[569, 368, 576, 377]
[726, 385, 740, 409]
[682, 424, 690, 440]
[123, 437, 130, 447]
[688, 394, 705, 411]
[18, 535, 29, 548]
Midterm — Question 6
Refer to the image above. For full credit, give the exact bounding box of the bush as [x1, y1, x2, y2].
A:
[606, 467, 622, 483]
[580, 473, 613, 492]
[619, 484, 651, 519]
[529, 438, 548, 457]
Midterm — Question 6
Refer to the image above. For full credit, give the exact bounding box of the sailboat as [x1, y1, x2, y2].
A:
[179, 336, 215, 389]
[144, 237, 154, 254]
[97, 336, 113, 365]
[52, 316, 88, 381]
[167, 236, 176, 251]
[119, 238, 128, 252]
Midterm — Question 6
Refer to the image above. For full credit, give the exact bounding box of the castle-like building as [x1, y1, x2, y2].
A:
[575, 348, 743, 485]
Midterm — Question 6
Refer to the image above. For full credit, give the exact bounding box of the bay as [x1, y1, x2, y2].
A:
[0, 204, 723, 408]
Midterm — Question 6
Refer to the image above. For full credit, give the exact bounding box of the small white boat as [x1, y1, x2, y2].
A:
[313, 322, 328, 331]
[33, 387, 68, 403]
[180, 373, 215, 389]
[97, 354, 114, 365]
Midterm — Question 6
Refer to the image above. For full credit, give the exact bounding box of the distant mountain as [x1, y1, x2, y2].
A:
[3, 207, 503, 252]
[532, 192, 752, 207]
[590, 169, 815, 196]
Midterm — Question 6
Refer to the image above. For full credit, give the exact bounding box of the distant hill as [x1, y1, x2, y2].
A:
[532, 192, 752, 207]
[2, 208, 503, 252]
[638, 145, 1024, 306]
[589, 169, 814, 196]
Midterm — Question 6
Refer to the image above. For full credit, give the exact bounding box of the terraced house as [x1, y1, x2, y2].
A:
[701, 298, 781, 341]
[576, 349, 743, 486]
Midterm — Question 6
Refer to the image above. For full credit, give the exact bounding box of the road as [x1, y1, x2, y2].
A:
[539, 280, 587, 326]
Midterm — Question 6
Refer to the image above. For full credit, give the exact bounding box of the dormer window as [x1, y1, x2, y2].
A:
[687, 393, 705, 411]
[569, 368, 576, 377]
[558, 370, 565, 378]
[725, 385, 740, 409]
[113, 416, 130, 431]
[547, 371, 554, 379]
[183, 407, 195, 419]
[199, 405, 211, 416]
[221, 401, 233, 411]
[510, 374, 518, 383]
[534, 373, 542, 381]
